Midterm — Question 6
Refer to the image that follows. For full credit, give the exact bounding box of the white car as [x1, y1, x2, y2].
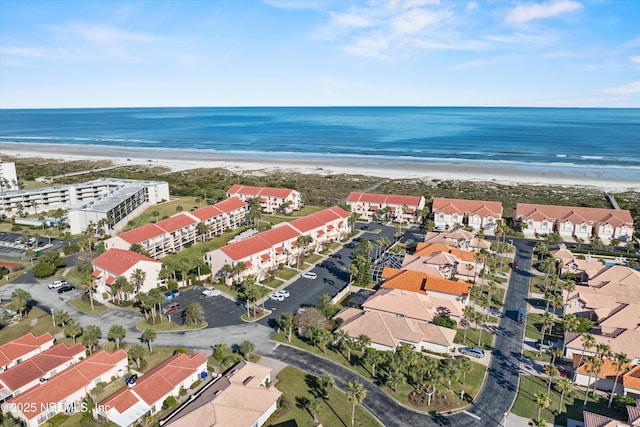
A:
[269, 293, 285, 302]
[301, 272, 317, 279]
[274, 290, 290, 298]
[202, 288, 222, 297]
[48, 279, 67, 289]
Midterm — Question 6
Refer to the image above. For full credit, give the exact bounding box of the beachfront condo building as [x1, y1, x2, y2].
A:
[0, 177, 170, 234]
[346, 191, 426, 223]
[91, 248, 162, 300]
[226, 184, 303, 214]
[104, 197, 248, 259]
[0, 160, 18, 192]
[431, 198, 503, 231]
[513, 203, 634, 242]
[206, 206, 350, 282]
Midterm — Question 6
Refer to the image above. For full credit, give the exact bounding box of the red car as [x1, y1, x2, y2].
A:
[557, 365, 571, 377]
[161, 303, 180, 314]
[513, 261, 519, 269]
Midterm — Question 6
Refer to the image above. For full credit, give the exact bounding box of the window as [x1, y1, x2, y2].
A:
[50, 369, 56, 376]
[542, 221, 548, 228]
[439, 213, 444, 220]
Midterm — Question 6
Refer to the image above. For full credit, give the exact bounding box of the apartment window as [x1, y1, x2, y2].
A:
[95, 378, 101, 385]
[542, 221, 548, 228]
[50, 369, 56, 376]
[439, 213, 444, 220]
[528, 220, 533, 227]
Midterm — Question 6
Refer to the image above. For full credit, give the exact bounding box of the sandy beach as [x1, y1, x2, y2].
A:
[2, 142, 639, 193]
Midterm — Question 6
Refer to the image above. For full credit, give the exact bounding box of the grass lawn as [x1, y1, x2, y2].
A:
[523, 350, 553, 363]
[512, 375, 625, 425]
[262, 215, 294, 225]
[123, 197, 199, 230]
[70, 295, 108, 315]
[270, 366, 382, 427]
[304, 254, 323, 265]
[525, 313, 564, 342]
[271, 333, 486, 411]
[274, 267, 299, 281]
[140, 346, 191, 373]
[0, 306, 62, 343]
[455, 326, 495, 350]
[161, 227, 248, 263]
[136, 318, 207, 332]
[262, 278, 284, 288]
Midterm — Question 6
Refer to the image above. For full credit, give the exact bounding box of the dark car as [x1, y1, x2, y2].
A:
[557, 365, 571, 377]
[57, 285, 75, 293]
[362, 225, 369, 230]
[125, 374, 138, 385]
[513, 261, 519, 269]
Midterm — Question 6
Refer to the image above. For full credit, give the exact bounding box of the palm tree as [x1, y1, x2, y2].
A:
[318, 373, 334, 399]
[546, 293, 563, 317]
[442, 358, 461, 388]
[534, 241, 549, 261]
[107, 325, 127, 349]
[386, 370, 404, 392]
[130, 268, 147, 294]
[595, 343, 612, 362]
[529, 417, 547, 427]
[556, 376, 573, 414]
[607, 352, 631, 407]
[533, 392, 551, 418]
[346, 380, 366, 427]
[462, 305, 476, 344]
[141, 329, 157, 353]
[196, 222, 209, 242]
[308, 397, 323, 423]
[538, 311, 555, 356]
[64, 320, 82, 343]
[583, 356, 604, 406]
[549, 347, 563, 366]
[335, 330, 353, 361]
[80, 273, 97, 311]
[544, 365, 560, 396]
[277, 312, 296, 342]
[363, 348, 383, 378]
[356, 334, 371, 353]
[455, 356, 473, 385]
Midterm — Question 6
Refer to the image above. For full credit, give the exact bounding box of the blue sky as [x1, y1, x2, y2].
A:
[1, 0, 638, 108]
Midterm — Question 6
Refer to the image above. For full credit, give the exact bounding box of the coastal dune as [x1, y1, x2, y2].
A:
[2, 142, 639, 193]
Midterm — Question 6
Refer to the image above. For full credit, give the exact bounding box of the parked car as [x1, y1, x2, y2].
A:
[459, 346, 485, 359]
[48, 279, 68, 289]
[269, 293, 285, 302]
[536, 339, 556, 350]
[329, 253, 342, 259]
[202, 288, 222, 297]
[274, 290, 290, 298]
[301, 272, 317, 279]
[513, 261, 520, 269]
[57, 285, 75, 293]
[161, 302, 180, 314]
[125, 374, 138, 385]
[170, 289, 181, 298]
[557, 365, 571, 377]
[163, 291, 174, 302]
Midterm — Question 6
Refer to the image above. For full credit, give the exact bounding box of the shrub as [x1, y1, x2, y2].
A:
[162, 396, 177, 410]
[63, 244, 80, 255]
[11, 225, 22, 231]
[190, 379, 201, 390]
[174, 348, 188, 354]
[612, 394, 636, 411]
[32, 262, 57, 278]
[167, 280, 178, 291]
[433, 314, 457, 329]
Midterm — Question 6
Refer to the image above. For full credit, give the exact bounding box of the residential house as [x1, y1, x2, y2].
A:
[514, 203, 634, 242]
[361, 288, 464, 322]
[226, 184, 302, 213]
[8, 349, 128, 427]
[92, 248, 163, 300]
[381, 267, 473, 304]
[163, 360, 282, 427]
[552, 245, 604, 282]
[334, 308, 457, 354]
[423, 229, 492, 251]
[0, 343, 85, 402]
[623, 366, 640, 399]
[432, 198, 503, 230]
[582, 404, 640, 427]
[104, 198, 247, 259]
[405, 242, 482, 282]
[206, 206, 350, 282]
[573, 353, 633, 394]
[98, 352, 207, 427]
[0, 332, 55, 371]
[345, 192, 425, 223]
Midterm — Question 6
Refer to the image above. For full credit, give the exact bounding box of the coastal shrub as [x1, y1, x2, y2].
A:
[189, 380, 201, 389]
[32, 262, 56, 278]
[162, 396, 177, 410]
[11, 225, 22, 232]
[433, 314, 457, 329]
[62, 244, 79, 255]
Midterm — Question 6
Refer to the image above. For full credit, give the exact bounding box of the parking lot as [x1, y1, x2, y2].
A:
[0, 231, 65, 259]
[167, 288, 246, 328]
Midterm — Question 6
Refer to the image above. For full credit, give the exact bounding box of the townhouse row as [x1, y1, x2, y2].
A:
[2, 332, 281, 427]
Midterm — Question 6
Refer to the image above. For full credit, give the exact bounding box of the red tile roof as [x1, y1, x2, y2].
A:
[414, 243, 478, 262]
[9, 350, 127, 417]
[92, 248, 160, 276]
[347, 192, 423, 206]
[220, 224, 299, 261]
[100, 353, 207, 413]
[515, 203, 633, 226]
[0, 343, 85, 390]
[289, 206, 350, 233]
[155, 213, 197, 233]
[381, 267, 472, 296]
[0, 333, 55, 367]
[432, 198, 503, 216]
[189, 197, 247, 221]
[117, 223, 165, 245]
[227, 184, 296, 199]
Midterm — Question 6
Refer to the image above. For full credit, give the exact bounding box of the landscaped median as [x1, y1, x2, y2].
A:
[70, 295, 108, 315]
[270, 332, 487, 414]
[135, 318, 207, 332]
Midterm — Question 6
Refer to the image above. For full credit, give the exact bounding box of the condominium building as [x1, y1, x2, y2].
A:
[0, 160, 18, 192]
[226, 184, 302, 213]
[346, 192, 426, 223]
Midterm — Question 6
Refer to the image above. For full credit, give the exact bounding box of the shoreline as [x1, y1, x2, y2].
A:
[2, 142, 639, 193]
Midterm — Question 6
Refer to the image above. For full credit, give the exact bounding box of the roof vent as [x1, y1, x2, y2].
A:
[242, 376, 254, 385]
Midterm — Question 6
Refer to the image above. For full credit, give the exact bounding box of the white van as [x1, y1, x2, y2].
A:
[301, 272, 317, 279]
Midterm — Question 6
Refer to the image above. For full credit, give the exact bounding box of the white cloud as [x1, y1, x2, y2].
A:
[451, 59, 491, 69]
[505, 0, 582, 24]
[465, 2, 478, 12]
[58, 22, 159, 46]
[601, 82, 640, 95]
[630, 56, 640, 64]
[331, 12, 373, 29]
[392, 8, 452, 35]
[0, 46, 50, 58]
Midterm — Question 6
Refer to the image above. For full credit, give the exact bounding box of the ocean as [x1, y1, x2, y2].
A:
[1, 107, 639, 180]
